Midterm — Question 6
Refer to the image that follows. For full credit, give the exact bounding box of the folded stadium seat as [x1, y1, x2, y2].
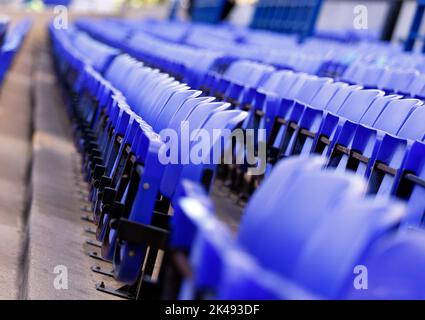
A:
[86, 72, 178, 200]
[107, 110, 247, 285]
[408, 73, 425, 99]
[155, 101, 237, 203]
[75, 18, 131, 50]
[265, 50, 324, 75]
[393, 141, 425, 228]
[341, 64, 385, 88]
[216, 249, 315, 300]
[166, 156, 325, 298]
[72, 32, 120, 74]
[216, 71, 308, 186]
[266, 77, 334, 157]
[221, 76, 335, 198]
[281, 82, 352, 159]
[51, 29, 253, 290]
[176, 197, 316, 300]
[76, 60, 147, 179]
[327, 94, 402, 170]
[291, 198, 405, 299]
[92, 90, 219, 240]
[122, 31, 225, 83]
[262, 74, 319, 152]
[305, 89, 385, 158]
[267, 84, 363, 165]
[366, 105, 425, 197]
[377, 68, 419, 96]
[255, 71, 317, 138]
[344, 230, 425, 299]
[167, 156, 386, 299]
[140, 21, 189, 43]
[328, 98, 423, 187]
[259, 69, 297, 94]
[243, 70, 296, 140]
[208, 60, 275, 103]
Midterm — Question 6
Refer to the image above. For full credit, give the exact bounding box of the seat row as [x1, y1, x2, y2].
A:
[50, 20, 425, 299]
[74, 18, 425, 102]
[207, 65, 425, 217]
[172, 155, 425, 299]
[70, 18, 425, 226]
[49, 23, 249, 298]
[86, 18, 425, 79]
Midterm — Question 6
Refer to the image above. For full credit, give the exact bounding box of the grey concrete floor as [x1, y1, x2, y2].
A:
[0, 16, 33, 299]
[0, 11, 122, 300]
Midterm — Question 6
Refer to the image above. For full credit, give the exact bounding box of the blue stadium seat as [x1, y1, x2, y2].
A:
[169, 156, 406, 299]
[49, 16, 425, 301]
[325, 98, 422, 185]
[292, 198, 404, 298]
[378, 68, 418, 95]
[345, 230, 425, 299]
[394, 141, 425, 228]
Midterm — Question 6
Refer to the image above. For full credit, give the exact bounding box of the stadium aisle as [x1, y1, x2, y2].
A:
[0, 14, 122, 299]
[0, 16, 32, 299]
[24, 25, 122, 300]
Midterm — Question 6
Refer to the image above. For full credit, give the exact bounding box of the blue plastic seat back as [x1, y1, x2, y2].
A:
[308, 82, 348, 111]
[171, 180, 215, 250]
[397, 142, 425, 227]
[143, 82, 187, 125]
[260, 69, 295, 93]
[166, 96, 216, 133]
[104, 55, 137, 91]
[216, 250, 316, 299]
[159, 102, 231, 198]
[357, 64, 385, 88]
[152, 90, 202, 132]
[378, 68, 418, 94]
[282, 74, 314, 101]
[224, 60, 274, 88]
[324, 85, 362, 114]
[238, 156, 325, 249]
[247, 63, 275, 88]
[410, 73, 425, 98]
[162, 108, 246, 200]
[121, 65, 152, 100]
[295, 77, 333, 105]
[237, 157, 366, 279]
[336, 89, 384, 122]
[374, 99, 422, 135]
[345, 230, 425, 299]
[170, 101, 231, 135]
[133, 74, 174, 118]
[397, 106, 425, 141]
[73, 32, 119, 73]
[292, 198, 405, 298]
[359, 94, 402, 127]
[126, 68, 160, 108]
